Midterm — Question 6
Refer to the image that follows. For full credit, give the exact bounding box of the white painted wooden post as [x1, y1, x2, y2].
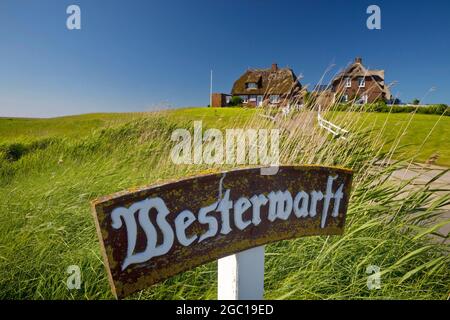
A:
[217, 246, 265, 300]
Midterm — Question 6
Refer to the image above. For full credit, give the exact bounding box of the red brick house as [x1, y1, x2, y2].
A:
[331, 57, 392, 104]
[211, 63, 303, 108]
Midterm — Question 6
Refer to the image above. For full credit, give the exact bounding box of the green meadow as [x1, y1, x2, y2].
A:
[327, 111, 450, 167]
[1, 108, 448, 166]
[0, 107, 448, 299]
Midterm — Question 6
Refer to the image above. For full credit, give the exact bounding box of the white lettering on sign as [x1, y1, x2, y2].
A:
[111, 175, 345, 270]
[111, 198, 174, 270]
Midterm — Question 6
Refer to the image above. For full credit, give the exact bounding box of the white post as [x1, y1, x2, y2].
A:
[217, 246, 265, 300]
[210, 69, 213, 107]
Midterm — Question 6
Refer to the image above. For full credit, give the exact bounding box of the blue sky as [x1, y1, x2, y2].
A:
[1, 0, 449, 117]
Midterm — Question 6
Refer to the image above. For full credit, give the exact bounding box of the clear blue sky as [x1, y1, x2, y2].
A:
[1, 0, 449, 117]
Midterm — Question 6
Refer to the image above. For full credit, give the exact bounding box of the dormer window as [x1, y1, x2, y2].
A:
[358, 77, 365, 88]
[345, 77, 351, 88]
[246, 82, 258, 89]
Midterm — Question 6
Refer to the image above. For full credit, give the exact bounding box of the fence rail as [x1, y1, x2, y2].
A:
[317, 106, 349, 139]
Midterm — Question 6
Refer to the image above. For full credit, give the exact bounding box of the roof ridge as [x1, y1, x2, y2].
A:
[249, 67, 291, 72]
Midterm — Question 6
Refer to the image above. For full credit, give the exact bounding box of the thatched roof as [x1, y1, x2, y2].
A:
[231, 65, 302, 96]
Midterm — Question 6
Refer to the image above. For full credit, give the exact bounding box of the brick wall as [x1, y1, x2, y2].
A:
[211, 93, 228, 107]
[333, 77, 384, 103]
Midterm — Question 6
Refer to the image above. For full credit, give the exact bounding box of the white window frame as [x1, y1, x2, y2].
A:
[342, 94, 349, 102]
[240, 95, 248, 103]
[249, 95, 257, 102]
[269, 95, 280, 104]
[361, 94, 368, 104]
[358, 77, 365, 88]
[345, 77, 351, 88]
[256, 95, 263, 106]
[246, 82, 258, 89]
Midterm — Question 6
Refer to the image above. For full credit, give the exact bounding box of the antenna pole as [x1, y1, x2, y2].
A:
[210, 69, 213, 107]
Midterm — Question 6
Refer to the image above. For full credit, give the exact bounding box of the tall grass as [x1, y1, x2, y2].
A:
[0, 100, 448, 299]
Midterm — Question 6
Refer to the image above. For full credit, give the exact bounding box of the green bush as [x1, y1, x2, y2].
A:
[229, 96, 243, 107]
[332, 103, 449, 116]
[0, 138, 57, 162]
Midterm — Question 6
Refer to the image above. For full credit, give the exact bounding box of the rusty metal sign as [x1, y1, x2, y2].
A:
[91, 165, 353, 298]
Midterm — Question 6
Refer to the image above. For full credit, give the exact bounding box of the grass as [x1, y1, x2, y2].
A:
[1, 107, 449, 166]
[0, 108, 256, 143]
[0, 113, 142, 143]
[0, 106, 449, 299]
[327, 111, 450, 166]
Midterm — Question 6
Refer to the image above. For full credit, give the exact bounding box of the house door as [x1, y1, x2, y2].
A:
[257, 95, 263, 107]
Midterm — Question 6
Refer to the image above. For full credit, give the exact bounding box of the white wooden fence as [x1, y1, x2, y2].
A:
[317, 105, 349, 139]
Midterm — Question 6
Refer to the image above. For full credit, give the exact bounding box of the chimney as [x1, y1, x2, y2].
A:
[355, 57, 363, 64]
[271, 63, 278, 72]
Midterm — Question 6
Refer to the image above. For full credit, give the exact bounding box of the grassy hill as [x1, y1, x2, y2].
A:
[327, 111, 450, 167]
[1, 107, 448, 166]
[0, 107, 448, 299]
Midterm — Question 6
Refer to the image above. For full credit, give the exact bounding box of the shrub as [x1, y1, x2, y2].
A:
[0, 143, 28, 161]
[332, 103, 449, 116]
[229, 96, 243, 107]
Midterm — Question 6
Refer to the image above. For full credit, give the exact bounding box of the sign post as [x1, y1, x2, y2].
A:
[91, 165, 352, 299]
[218, 246, 265, 300]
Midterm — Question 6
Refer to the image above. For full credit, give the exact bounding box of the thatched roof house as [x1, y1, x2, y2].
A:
[331, 57, 392, 104]
[230, 63, 303, 107]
